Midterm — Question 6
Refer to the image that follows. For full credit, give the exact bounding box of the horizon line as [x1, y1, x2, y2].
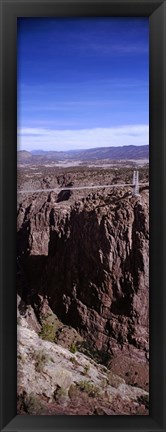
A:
[18, 143, 149, 153]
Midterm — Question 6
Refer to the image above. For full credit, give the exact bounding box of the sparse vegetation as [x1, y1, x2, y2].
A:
[83, 364, 90, 375]
[39, 322, 56, 342]
[100, 378, 109, 388]
[53, 386, 68, 402]
[78, 380, 100, 397]
[69, 342, 77, 354]
[107, 370, 125, 388]
[33, 350, 49, 372]
[69, 356, 78, 365]
[22, 393, 44, 414]
[77, 340, 111, 366]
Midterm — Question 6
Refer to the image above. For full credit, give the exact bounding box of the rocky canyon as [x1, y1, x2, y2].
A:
[17, 163, 149, 415]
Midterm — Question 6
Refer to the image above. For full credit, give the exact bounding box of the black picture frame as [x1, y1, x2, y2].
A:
[0, 0, 165, 431]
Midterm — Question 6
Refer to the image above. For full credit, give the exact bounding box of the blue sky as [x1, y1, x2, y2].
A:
[17, 17, 149, 151]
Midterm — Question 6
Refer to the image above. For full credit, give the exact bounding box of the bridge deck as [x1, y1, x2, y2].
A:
[17, 182, 149, 194]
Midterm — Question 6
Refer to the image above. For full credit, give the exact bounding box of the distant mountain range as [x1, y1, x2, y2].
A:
[18, 145, 149, 164]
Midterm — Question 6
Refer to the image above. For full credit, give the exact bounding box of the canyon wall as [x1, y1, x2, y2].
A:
[17, 189, 149, 388]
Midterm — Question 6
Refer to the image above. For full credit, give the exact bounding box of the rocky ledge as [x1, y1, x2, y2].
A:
[17, 317, 149, 415]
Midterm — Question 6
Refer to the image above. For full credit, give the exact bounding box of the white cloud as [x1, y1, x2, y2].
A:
[17, 124, 149, 151]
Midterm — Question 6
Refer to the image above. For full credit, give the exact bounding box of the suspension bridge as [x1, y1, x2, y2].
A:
[18, 170, 149, 197]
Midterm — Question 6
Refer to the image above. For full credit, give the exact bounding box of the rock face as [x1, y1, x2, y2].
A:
[17, 318, 149, 415]
[17, 189, 149, 390]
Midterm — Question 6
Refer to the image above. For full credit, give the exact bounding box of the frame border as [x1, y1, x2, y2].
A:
[0, 1, 166, 431]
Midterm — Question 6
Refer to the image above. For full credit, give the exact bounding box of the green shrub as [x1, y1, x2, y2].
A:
[69, 342, 77, 354]
[78, 380, 100, 397]
[39, 322, 55, 342]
